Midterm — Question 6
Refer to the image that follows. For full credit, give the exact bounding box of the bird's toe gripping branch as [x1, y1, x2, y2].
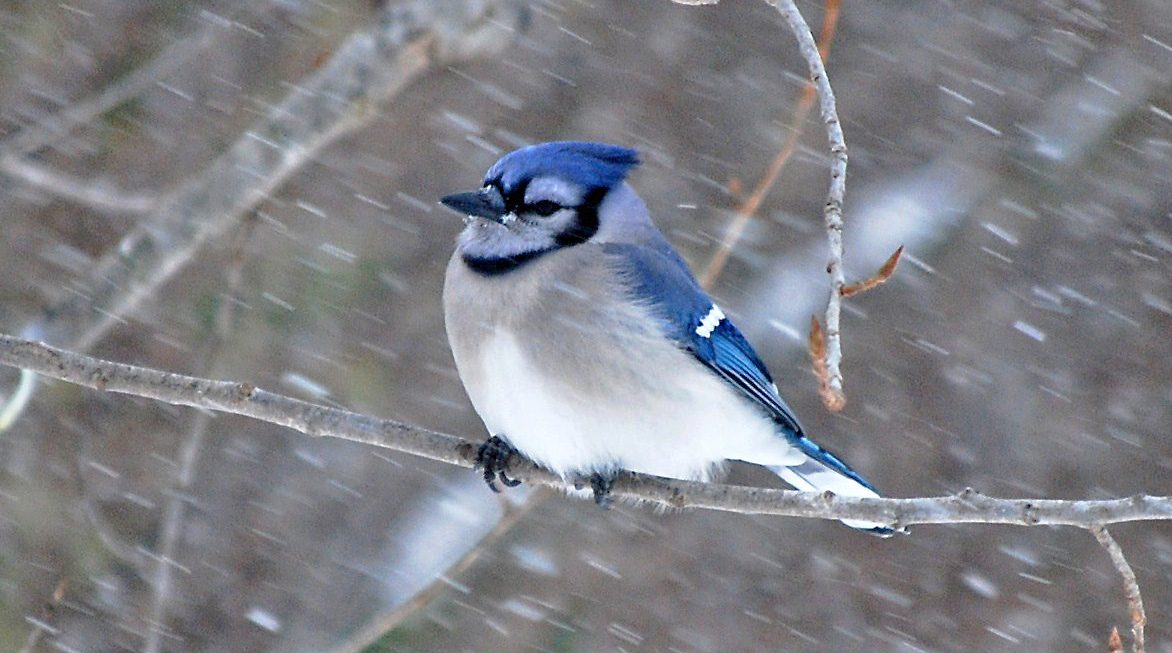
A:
[572, 471, 617, 508]
[474, 435, 523, 492]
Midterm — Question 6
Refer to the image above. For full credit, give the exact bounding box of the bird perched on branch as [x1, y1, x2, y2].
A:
[440, 141, 891, 535]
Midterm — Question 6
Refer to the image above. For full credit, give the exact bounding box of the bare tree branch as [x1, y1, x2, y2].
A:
[1091, 525, 1147, 653]
[1, 333, 1169, 530]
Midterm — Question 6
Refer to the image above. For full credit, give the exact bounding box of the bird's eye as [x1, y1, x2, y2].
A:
[528, 200, 562, 217]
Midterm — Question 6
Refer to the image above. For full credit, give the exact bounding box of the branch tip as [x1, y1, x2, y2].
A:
[1091, 525, 1146, 653]
[841, 245, 904, 298]
[807, 316, 846, 411]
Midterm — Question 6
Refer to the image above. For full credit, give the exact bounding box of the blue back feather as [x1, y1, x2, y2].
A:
[603, 243, 803, 438]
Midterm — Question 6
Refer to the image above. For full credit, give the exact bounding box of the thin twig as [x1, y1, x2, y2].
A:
[0, 157, 158, 214]
[697, 0, 841, 289]
[1091, 525, 1146, 653]
[807, 316, 843, 410]
[766, 0, 849, 410]
[1, 334, 1169, 530]
[810, 245, 903, 408]
[326, 490, 551, 653]
[18, 579, 65, 653]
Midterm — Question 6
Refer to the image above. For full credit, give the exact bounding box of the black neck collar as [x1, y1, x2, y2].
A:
[461, 247, 555, 276]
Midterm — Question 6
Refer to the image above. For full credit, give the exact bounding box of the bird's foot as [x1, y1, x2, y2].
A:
[474, 435, 523, 493]
[588, 471, 616, 509]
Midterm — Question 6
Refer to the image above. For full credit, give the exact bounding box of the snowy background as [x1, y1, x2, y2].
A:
[0, 1, 1169, 651]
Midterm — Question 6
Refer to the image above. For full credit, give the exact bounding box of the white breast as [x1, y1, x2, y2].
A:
[466, 330, 805, 481]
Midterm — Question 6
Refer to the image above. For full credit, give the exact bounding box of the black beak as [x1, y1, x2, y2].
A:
[440, 186, 507, 223]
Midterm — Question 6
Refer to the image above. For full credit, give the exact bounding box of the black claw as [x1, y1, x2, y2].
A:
[474, 436, 522, 492]
[589, 472, 615, 509]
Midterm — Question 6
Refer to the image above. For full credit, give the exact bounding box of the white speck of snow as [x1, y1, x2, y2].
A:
[1016, 592, 1054, 613]
[441, 110, 481, 132]
[1018, 572, 1053, 585]
[1149, 104, 1172, 123]
[483, 617, 508, 636]
[395, 192, 434, 213]
[328, 479, 363, 498]
[999, 198, 1038, 219]
[998, 544, 1040, 565]
[510, 544, 559, 576]
[961, 571, 1000, 599]
[867, 583, 913, 608]
[261, 292, 294, 311]
[1141, 292, 1172, 316]
[281, 372, 330, 397]
[1032, 137, 1066, 161]
[1031, 286, 1062, 306]
[354, 193, 390, 210]
[1056, 286, 1095, 306]
[437, 496, 485, 526]
[938, 85, 974, 105]
[558, 26, 592, 45]
[246, 606, 281, 633]
[981, 222, 1019, 245]
[318, 243, 356, 263]
[607, 622, 644, 646]
[902, 252, 937, 274]
[985, 626, 1020, 644]
[1143, 33, 1172, 53]
[970, 78, 1006, 95]
[245, 131, 281, 149]
[1083, 76, 1121, 96]
[501, 598, 546, 622]
[582, 554, 622, 579]
[768, 320, 803, 342]
[86, 460, 121, 479]
[293, 447, 325, 468]
[1012, 320, 1046, 342]
[436, 574, 470, 594]
[965, 116, 1002, 136]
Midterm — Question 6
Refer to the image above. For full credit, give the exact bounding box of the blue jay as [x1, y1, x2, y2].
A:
[440, 141, 891, 535]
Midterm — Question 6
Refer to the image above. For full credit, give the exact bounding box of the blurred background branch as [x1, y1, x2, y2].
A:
[31, 0, 529, 355]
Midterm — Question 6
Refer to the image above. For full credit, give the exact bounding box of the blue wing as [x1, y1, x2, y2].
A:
[604, 241, 882, 498]
[603, 242, 805, 439]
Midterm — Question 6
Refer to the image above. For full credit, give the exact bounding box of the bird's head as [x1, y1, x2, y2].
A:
[440, 141, 642, 269]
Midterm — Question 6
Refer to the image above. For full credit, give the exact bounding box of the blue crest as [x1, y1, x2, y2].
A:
[485, 141, 640, 193]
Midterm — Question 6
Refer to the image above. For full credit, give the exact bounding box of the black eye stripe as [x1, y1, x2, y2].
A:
[526, 199, 563, 216]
